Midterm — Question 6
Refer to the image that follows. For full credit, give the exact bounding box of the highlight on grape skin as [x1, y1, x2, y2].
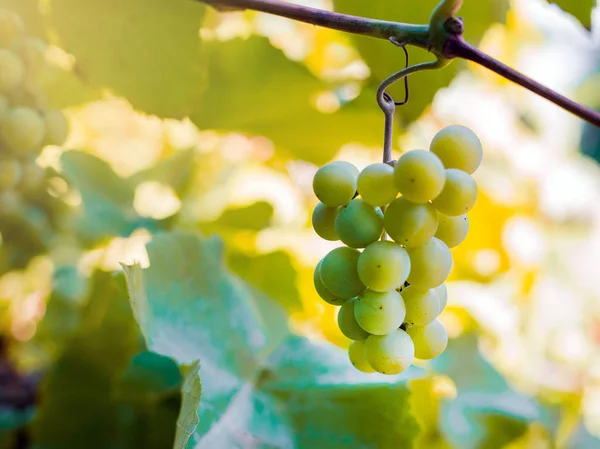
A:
[312, 160, 359, 207]
[310, 124, 482, 375]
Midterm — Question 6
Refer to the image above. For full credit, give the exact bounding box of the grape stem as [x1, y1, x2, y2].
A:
[197, 0, 600, 128]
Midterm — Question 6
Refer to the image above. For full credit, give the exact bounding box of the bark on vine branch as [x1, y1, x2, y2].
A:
[198, 0, 600, 128]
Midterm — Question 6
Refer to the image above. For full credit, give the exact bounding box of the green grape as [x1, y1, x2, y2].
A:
[365, 329, 414, 375]
[0, 9, 23, 48]
[348, 340, 375, 373]
[14, 37, 46, 77]
[313, 260, 345, 306]
[406, 237, 452, 290]
[435, 212, 469, 248]
[1, 106, 45, 152]
[354, 289, 406, 335]
[311, 202, 339, 241]
[432, 169, 478, 216]
[357, 241, 410, 292]
[383, 197, 438, 247]
[357, 162, 397, 206]
[43, 109, 69, 146]
[434, 283, 448, 312]
[0, 49, 23, 93]
[334, 198, 383, 248]
[402, 285, 440, 327]
[320, 246, 365, 299]
[394, 150, 445, 203]
[430, 125, 483, 174]
[338, 298, 369, 341]
[0, 157, 21, 190]
[8, 83, 47, 110]
[313, 161, 359, 207]
[407, 320, 448, 360]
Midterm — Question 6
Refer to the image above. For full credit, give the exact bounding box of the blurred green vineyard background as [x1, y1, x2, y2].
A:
[2, 0, 600, 448]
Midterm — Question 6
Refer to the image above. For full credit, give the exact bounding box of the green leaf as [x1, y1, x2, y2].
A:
[50, 0, 207, 117]
[173, 361, 202, 449]
[212, 201, 274, 231]
[549, 0, 594, 30]
[333, 0, 509, 125]
[124, 231, 423, 448]
[431, 334, 540, 449]
[190, 37, 385, 165]
[128, 149, 196, 197]
[229, 250, 302, 311]
[32, 271, 141, 449]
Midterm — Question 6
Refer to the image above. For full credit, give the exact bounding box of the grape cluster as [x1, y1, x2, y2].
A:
[312, 125, 482, 375]
[0, 8, 69, 271]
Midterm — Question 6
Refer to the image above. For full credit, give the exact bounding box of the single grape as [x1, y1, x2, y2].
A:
[0, 157, 21, 190]
[334, 198, 383, 248]
[365, 329, 415, 375]
[430, 125, 483, 174]
[312, 161, 359, 207]
[406, 237, 452, 290]
[348, 340, 375, 372]
[434, 283, 448, 312]
[357, 241, 410, 292]
[406, 320, 448, 360]
[0, 9, 24, 48]
[357, 162, 397, 206]
[432, 169, 478, 216]
[402, 285, 440, 327]
[384, 197, 438, 247]
[394, 150, 445, 203]
[43, 109, 69, 146]
[312, 202, 339, 241]
[313, 260, 345, 306]
[338, 298, 370, 341]
[320, 246, 365, 299]
[354, 289, 406, 335]
[0, 49, 23, 93]
[1, 107, 45, 153]
[435, 212, 469, 248]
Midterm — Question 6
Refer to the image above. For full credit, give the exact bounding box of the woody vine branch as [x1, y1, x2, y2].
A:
[198, 0, 600, 128]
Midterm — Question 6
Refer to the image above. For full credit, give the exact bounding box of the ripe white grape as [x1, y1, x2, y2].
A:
[435, 212, 469, 248]
[338, 298, 370, 341]
[0, 49, 23, 93]
[407, 320, 448, 360]
[1, 107, 45, 153]
[365, 329, 415, 375]
[320, 246, 365, 299]
[348, 340, 375, 373]
[432, 168, 478, 216]
[312, 202, 339, 241]
[357, 241, 410, 292]
[406, 237, 452, 290]
[0, 157, 21, 190]
[43, 109, 69, 146]
[430, 125, 483, 174]
[434, 283, 448, 312]
[402, 285, 440, 327]
[383, 197, 438, 247]
[0, 9, 24, 48]
[357, 162, 397, 206]
[313, 161, 359, 207]
[334, 198, 383, 248]
[313, 260, 345, 306]
[354, 289, 406, 335]
[394, 150, 445, 203]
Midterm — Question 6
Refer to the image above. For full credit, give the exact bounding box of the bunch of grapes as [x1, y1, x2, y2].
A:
[0, 8, 69, 271]
[312, 125, 482, 375]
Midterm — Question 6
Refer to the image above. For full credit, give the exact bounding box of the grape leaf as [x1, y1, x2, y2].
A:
[190, 36, 386, 165]
[49, 0, 207, 117]
[124, 231, 423, 448]
[549, 0, 594, 30]
[333, 0, 509, 125]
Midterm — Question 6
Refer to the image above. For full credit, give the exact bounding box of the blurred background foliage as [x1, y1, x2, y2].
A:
[2, 0, 600, 448]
